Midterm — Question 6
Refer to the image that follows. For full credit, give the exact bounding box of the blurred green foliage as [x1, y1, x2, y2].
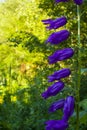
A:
[0, 0, 87, 129]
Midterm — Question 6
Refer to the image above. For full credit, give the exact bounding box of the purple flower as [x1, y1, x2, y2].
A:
[48, 68, 71, 82]
[41, 81, 64, 99]
[48, 48, 74, 64]
[55, 0, 83, 5]
[49, 99, 65, 112]
[45, 119, 68, 130]
[42, 16, 67, 30]
[63, 96, 75, 121]
[46, 30, 70, 45]
[42, 19, 53, 24]
[55, 0, 68, 4]
[74, 0, 83, 5]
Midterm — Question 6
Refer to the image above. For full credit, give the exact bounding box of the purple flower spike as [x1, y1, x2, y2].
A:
[48, 48, 74, 64]
[48, 68, 71, 82]
[46, 30, 70, 45]
[49, 99, 65, 112]
[41, 81, 64, 99]
[45, 119, 68, 130]
[74, 0, 83, 5]
[63, 96, 75, 121]
[42, 16, 67, 30]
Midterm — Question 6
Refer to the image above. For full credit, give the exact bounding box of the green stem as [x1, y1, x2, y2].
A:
[76, 5, 81, 130]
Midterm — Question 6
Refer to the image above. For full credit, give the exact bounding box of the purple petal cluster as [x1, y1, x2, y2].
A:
[55, 0, 68, 3]
[74, 0, 83, 5]
[55, 0, 83, 5]
[48, 68, 71, 82]
[45, 119, 68, 130]
[48, 48, 74, 64]
[42, 16, 67, 30]
[49, 99, 65, 112]
[63, 96, 75, 121]
[41, 81, 64, 99]
[46, 96, 75, 129]
[46, 30, 70, 45]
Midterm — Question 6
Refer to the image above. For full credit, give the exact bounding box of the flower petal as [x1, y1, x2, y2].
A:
[55, 0, 68, 4]
[74, 0, 83, 5]
[45, 119, 68, 130]
[46, 30, 70, 45]
[48, 68, 71, 82]
[49, 99, 65, 112]
[41, 81, 64, 99]
[42, 16, 67, 30]
[48, 48, 74, 64]
[63, 96, 75, 121]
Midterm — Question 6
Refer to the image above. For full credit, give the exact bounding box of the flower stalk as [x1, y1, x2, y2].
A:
[76, 5, 81, 130]
[41, 0, 83, 129]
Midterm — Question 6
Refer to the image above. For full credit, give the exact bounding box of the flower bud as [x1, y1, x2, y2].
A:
[46, 30, 70, 45]
[42, 16, 67, 30]
[74, 0, 83, 5]
[63, 96, 75, 121]
[48, 48, 74, 64]
[41, 81, 64, 99]
[48, 68, 71, 82]
[49, 99, 65, 112]
[55, 0, 68, 4]
[45, 119, 68, 130]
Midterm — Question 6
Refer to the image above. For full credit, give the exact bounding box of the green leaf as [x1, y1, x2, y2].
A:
[81, 68, 87, 74]
[80, 99, 87, 110]
[79, 111, 87, 125]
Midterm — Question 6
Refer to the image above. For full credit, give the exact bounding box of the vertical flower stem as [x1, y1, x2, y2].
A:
[76, 5, 81, 130]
